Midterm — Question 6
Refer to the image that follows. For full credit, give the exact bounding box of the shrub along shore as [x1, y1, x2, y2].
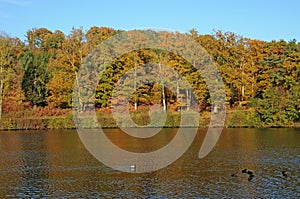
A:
[1, 108, 299, 130]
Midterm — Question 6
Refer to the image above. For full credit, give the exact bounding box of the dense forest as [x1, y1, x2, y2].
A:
[0, 26, 300, 129]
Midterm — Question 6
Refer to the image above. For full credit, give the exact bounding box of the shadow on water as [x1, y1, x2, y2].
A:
[0, 128, 299, 198]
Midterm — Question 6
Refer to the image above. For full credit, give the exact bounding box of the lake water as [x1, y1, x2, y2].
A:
[0, 128, 299, 198]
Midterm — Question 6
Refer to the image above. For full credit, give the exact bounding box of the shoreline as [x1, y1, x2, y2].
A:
[1, 108, 300, 131]
[1, 117, 300, 131]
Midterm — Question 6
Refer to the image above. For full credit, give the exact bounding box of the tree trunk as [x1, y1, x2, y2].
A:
[159, 63, 166, 111]
[242, 85, 245, 102]
[134, 67, 137, 111]
[176, 79, 179, 101]
[134, 102, 137, 111]
[241, 62, 245, 102]
[186, 89, 190, 111]
[162, 84, 166, 111]
[213, 104, 218, 114]
[75, 72, 84, 112]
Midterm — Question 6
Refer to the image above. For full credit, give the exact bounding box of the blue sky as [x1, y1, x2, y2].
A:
[0, 0, 299, 41]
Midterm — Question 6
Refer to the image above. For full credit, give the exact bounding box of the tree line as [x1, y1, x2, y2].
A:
[0, 26, 299, 126]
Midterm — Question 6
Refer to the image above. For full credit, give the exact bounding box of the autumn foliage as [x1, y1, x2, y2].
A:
[0, 26, 300, 128]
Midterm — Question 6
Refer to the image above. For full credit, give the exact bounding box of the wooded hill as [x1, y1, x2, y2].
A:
[0, 26, 299, 128]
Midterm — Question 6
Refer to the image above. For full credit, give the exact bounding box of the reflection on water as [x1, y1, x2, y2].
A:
[0, 128, 299, 198]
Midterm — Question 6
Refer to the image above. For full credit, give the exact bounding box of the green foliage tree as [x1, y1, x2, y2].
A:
[21, 50, 51, 107]
[254, 86, 300, 126]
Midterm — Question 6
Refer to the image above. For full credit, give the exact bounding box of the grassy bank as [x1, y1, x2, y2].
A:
[1, 107, 300, 130]
[0, 110, 208, 130]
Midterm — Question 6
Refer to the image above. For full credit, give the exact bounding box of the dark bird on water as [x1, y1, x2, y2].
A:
[248, 174, 255, 181]
[282, 170, 288, 178]
[247, 170, 253, 175]
[241, 169, 255, 181]
[242, 169, 253, 175]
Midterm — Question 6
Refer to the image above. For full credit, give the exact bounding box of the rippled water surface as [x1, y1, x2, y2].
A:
[0, 128, 299, 198]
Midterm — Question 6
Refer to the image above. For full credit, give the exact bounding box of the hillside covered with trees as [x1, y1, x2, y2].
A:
[0, 26, 300, 129]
